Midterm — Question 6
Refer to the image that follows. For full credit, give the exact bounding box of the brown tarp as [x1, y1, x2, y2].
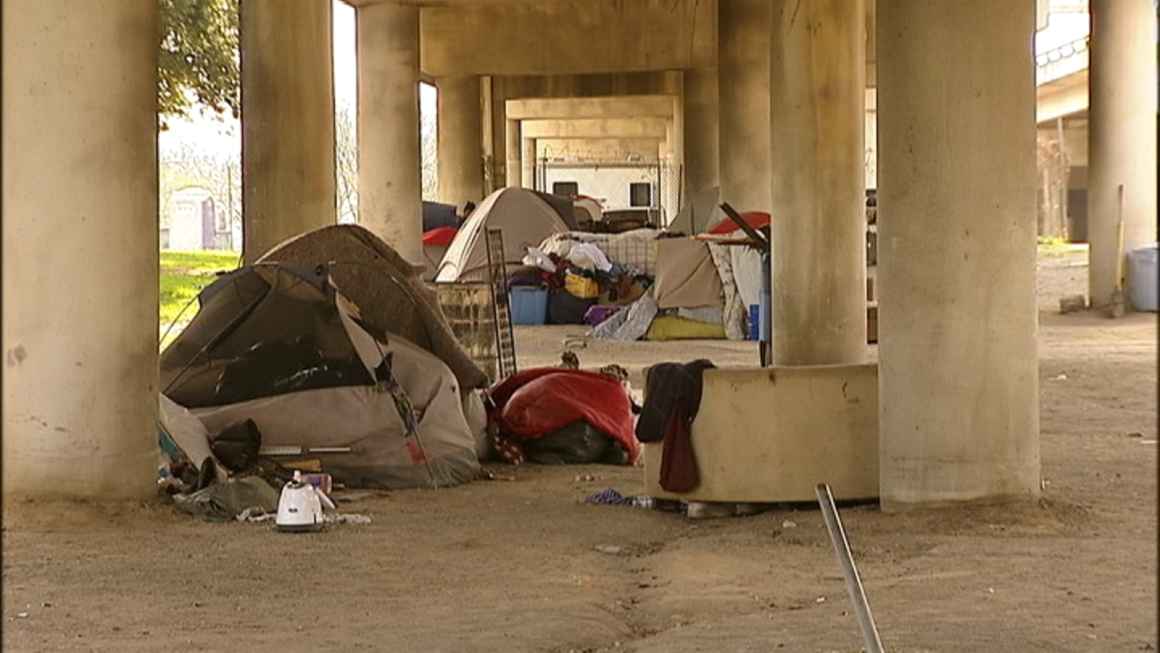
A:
[258, 224, 488, 389]
[652, 239, 723, 309]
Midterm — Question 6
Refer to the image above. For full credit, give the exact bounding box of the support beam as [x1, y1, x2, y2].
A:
[521, 138, 537, 189]
[1087, 0, 1158, 307]
[520, 118, 670, 140]
[437, 76, 484, 204]
[877, 0, 1040, 509]
[683, 68, 720, 198]
[505, 119, 521, 187]
[358, 2, 423, 263]
[770, 0, 867, 366]
[2, 0, 159, 498]
[241, 0, 336, 262]
[718, 0, 772, 213]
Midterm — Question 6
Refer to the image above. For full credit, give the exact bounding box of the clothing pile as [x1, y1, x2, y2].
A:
[635, 359, 717, 493]
[507, 238, 655, 326]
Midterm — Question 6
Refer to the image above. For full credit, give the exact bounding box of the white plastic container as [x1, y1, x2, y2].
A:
[1127, 243, 1158, 312]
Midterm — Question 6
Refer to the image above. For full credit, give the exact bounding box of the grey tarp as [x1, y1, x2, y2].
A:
[591, 293, 659, 341]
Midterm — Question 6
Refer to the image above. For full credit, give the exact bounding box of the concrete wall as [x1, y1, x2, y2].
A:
[718, 0, 772, 213]
[486, 72, 681, 186]
[420, 0, 717, 76]
[241, 0, 336, 262]
[877, 0, 1040, 509]
[1087, 0, 1158, 306]
[643, 365, 880, 502]
[3, 0, 160, 499]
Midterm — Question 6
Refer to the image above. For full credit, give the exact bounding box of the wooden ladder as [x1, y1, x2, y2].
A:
[484, 227, 517, 381]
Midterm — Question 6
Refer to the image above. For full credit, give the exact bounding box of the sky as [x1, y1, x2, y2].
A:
[159, 0, 436, 162]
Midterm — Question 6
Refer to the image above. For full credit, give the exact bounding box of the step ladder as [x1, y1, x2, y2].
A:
[484, 227, 517, 381]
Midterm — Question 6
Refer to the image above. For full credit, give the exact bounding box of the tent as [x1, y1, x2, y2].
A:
[160, 263, 480, 489]
[573, 196, 603, 227]
[533, 190, 580, 230]
[258, 224, 488, 390]
[435, 187, 571, 283]
[422, 226, 458, 281]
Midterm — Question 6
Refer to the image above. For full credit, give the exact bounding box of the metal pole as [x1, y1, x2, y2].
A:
[816, 483, 885, 653]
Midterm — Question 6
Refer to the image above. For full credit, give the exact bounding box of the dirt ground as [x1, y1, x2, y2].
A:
[4, 249, 1156, 652]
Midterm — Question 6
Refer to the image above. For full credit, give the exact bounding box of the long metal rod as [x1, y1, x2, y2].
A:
[816, 483, 885, 653]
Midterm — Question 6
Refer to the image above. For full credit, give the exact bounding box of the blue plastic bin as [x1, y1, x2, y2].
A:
[509, 286, 549, 325]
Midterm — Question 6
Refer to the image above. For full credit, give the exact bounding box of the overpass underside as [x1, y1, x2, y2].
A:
[2, 0, 1156, 511]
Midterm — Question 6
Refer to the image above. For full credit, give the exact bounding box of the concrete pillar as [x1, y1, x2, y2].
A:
[358, 2, 422, 263]
[521, 137, 537, 190]
[437, 76, 484, 204]
[505, 119, 522, 187]
[718, 0, 771, 213]
[683, 68, 720, 199]
[241, 0, 336, 263]
[2, 0, 158, 499]
[1087, 0, 1158, 307]
[877, 0, 1040, 509]
[769, 0, 867, 366]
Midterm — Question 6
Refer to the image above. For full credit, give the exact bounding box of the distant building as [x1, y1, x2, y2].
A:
[163, 186, 237, 251]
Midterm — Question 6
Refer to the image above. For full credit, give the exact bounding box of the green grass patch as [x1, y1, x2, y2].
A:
[160, 249, 240, 330]
[1036, 237, 1088, 257]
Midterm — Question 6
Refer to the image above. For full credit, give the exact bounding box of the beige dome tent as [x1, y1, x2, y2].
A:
[258, 224, 488, 390]
[160, 264, 480, 489]
[435, 187, 570, 283]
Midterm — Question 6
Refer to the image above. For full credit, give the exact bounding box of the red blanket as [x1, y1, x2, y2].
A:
[488, 368, 640, 463]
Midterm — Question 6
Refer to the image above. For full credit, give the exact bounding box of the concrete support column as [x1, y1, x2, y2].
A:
[521, 137, 536, 190]
[877, 0, 1040, 509]
[241, 0, 335, 262]
[505, 119, 522, 187]
[683, 68, 720, 199]
[2, 0, 159, 499]
[437, 75, 484, 204]
[358, 2, 422, 263]
[1087, 0, 1158, 307]
[718, 0, 771, 213]
[769, 0, 867, 365]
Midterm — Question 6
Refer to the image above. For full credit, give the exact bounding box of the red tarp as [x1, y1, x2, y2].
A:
[488, 368, 640, 463]
[708, 211, 770, 235]
[423, 226, 458, 247]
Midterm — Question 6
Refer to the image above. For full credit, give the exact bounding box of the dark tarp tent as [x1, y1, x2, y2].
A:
[160, 263, 480, 489]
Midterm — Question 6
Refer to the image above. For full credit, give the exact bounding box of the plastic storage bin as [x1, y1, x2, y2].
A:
[509, 286, 549, 325]
[1127, 243, 1158, 312]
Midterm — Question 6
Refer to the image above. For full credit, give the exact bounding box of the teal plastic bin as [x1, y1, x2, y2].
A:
[509, 286, 548, 325]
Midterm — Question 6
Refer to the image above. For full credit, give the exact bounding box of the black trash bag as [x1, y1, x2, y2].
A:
[210, 419, 262, 472]
[523, 421, 626, 465]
